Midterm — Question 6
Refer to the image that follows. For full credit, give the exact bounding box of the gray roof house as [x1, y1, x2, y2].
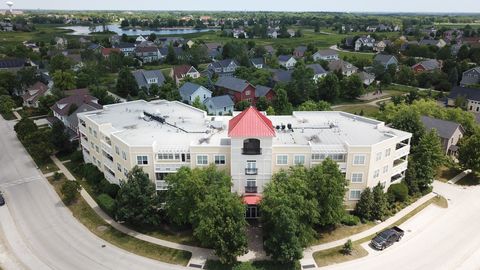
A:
[460, 67, 480, 87]
[250, 58, 265, 69]
[178, 82, 212, 104]
[255, 85, 273, 98]
[307, 64, 328, 82]
[374, 54, 399, 69]
[420, 116, 464, 155]
[419, 38, 446, 48]
[132, 69, 166, 91]
[270, 69, 293, 84]
[312, 49, 339, 62]
[447, 86, 480, 113]
[208, 59, 239, 77]
[203, 95, 234, 116]
[358, 71, 376, 86]
[278, 55, 297, 69]
[328, 60, 358, 77]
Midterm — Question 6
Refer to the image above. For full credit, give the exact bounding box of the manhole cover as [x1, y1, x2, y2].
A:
[188, 263, 203, 268]
[97, 225, 108, 232]
[302, 264, 316, 269]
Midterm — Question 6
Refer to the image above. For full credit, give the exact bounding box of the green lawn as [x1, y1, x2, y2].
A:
[0, 25, 71, 45]
[436, 165, 461, 183]
[46, 174, 191, 266]
[205, 260, 300, 270]
[313, 222, 375, 245]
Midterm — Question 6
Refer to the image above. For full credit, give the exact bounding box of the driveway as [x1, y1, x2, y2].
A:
[0, 116, 186, 270]
[321, 181, 480, 270]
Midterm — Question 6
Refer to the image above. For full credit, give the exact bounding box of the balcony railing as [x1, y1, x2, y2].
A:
[245, 168, 258, 175]
[242, 148, 262, 155]
[245, 186, 258, 193]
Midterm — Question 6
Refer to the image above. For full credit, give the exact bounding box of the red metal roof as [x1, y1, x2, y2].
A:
[243, 195, 262, 205]
[228, 107, 275, 137]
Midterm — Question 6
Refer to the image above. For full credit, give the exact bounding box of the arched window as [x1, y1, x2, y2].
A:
[242, 138, 261, 155]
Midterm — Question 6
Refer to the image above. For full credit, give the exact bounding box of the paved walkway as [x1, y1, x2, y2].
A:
[448, 169, 472, 184]
[300, 192, 436, 269]
[332, 96, 392, 109]
[50, 156, 215, 268]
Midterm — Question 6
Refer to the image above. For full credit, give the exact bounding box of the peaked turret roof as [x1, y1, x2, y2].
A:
[228, 107, 275, 137]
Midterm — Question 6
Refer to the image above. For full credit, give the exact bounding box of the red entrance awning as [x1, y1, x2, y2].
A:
[243, 195, 262, 205]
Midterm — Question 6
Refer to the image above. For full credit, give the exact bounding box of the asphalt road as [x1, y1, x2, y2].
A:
[0, 116, 186, 270]
[322, 181, 480, 270]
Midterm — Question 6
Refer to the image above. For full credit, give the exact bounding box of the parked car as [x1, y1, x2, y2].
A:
[0, 193, 5, 206]
[371, 226, 404, 250]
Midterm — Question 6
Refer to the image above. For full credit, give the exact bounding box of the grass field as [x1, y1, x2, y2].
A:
[205, 260, 300, 270]
[46, 173, 192, 266]
[0, 25, 72, 45]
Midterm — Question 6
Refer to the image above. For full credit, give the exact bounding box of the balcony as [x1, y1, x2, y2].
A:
[395, 144, 410, 159]
[245, 186, 258, 193]
[245, 168, 258, 175]
[242, 148, 262, 155]
[392, 159, 408, 175]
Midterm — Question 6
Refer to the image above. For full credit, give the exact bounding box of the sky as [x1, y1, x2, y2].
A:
[7, 0, 480, 13]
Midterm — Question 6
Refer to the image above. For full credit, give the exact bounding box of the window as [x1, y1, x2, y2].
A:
[155, 173, 168, 181]
[373, 169, 380, 178]
[383, 165, 389, 174]
[245, 90, 251, 96]
[385, 148, 391, 157]
[350, 190, 362, 200]
[88, 127, 92, 134]
[123, 168, 128, 177]
[93, 130, 97, 138]
[246, 179, 256, 187]
[353, 155, 366, 165]
[117, 163, 122, 172]
[375, 152, 382, 161]
[95, 145, 99, 153]
[294, 155, 305, 165]
[215, 155, 226, 165]
[197, 155, 208, 165]
[122, 151, 127, 161]
[351, 173, 363, 183]
[136, 155, 148, 165]
[277, 155, 288, 165]
[115, 146, 119, 155]
[91, 142, 94, 148]
[157, 153, 180, 160]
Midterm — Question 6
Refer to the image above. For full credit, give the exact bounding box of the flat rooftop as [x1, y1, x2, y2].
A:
[80, 100, 411, 151]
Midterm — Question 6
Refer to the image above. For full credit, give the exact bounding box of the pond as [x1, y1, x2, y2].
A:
[59, 24, 212, 36]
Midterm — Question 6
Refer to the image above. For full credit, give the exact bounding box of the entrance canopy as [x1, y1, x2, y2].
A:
[243, 195, 262, 205]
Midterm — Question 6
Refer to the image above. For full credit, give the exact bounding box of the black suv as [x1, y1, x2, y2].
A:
[371, 226, 404, 250]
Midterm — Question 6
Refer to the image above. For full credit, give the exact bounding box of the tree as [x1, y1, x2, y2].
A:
[50, 121, 72, 153]
[308, 159, 347, 226]
[288, 62, 315, 105]
[115, 166, 162, 226]
[354, 188, 373, 222]
[61, 181, 81, 205]
[192, 192, 248, 263]
[192, 96, 207, 111]
[391, 109, 425, 146]
[255, 96, 269, 111]
[116, 68, 138, 97]
[266, 106, 275, 115]
[317, 73, 340, 102]
[262, 168, 319, 263]
[16, 67, 37, 88]
[235, 100, 250, 111]
[14, 118, 37, 140]
[52, 70, 76, 90]
[342, 239, 353, 255]
[448, 67, 459, 86]
[297, 100, 318, 111]
[165, 43, 177, 64]
[272, 88, 292, 115]
[0, 95, 15, 115]
[371, 184, 388, 221]
[342, 74, 364, 100]
[49, 54, 72, 72]
[458, 131, 480, 172]
[387, 183, 409, 203]
[395, 65, 416, 86]
[159, 81, 180, 101]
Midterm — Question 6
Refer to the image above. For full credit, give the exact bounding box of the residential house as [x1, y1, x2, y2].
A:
[463, 37, 480, 49]
[233, 28, 248, 39]
[110, 35, 121, 45]
[374, 54, 399, 70]
[203, 95, 234, 115]
[178, 82, 212, 104]
[204, 43, 222, 59]
[412, 59, 442, 73]
[420, 116, 464, 156]
[443, 30, 463, 44]
[264, 45, 275, 55]
[54, 37, 68, 50]
[50, 89, 102, 140]
[186, 40, 195, 48]
[374, 40, 393, 53]
[135, 35, 147, 45]
[65, 54, 84, 71]
[344, 37, 355, 49]
[214, 76, 256, 104]
[312, 49, 339, 62]
[23, 41, 40, 53]
[101, 48, 121, 59]
[460, 67, 480, 87]
[132, 69, 166, 91]
[307, 64, 328, 82]
[135, 46, 161, 63]
[400, 40, 419, 51]
[271, 69, 293, 84]
[293, 46, 307, 58]
[447, 86, 480, 113]
[159, 47, 184, 60]
[250, 58, 265, 69]
[287, 29, 296, 37]
[355, 36, 376, 51]
[278, 55, 297, 69]
[358, 71, 376, 86]
[113, 42, 136, 56]
[255, 85, 275, 101]
[22, 81, 49, 108]
[207, 59, 239, 77]
[267, 29, 278, 39]
[87, 43, 104, 52]
[328, 60, 358, 77]
[419, 38, 446, 48]
[171, 65, 201, 85]
[0, 58, 29, 73]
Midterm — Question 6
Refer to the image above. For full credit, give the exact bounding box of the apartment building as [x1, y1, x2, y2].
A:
[78, 100, 411, 217]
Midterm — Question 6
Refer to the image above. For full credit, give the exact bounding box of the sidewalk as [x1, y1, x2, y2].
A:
[447, 169, 471, 184]
[50, 155, 215, 268]
[301, 192, 436, 268]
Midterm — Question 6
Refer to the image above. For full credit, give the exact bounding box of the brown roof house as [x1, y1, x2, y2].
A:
[420, 116, 464, 156]
[22, 81, 49, 108]
[170, 65, 200, 85]
[50, 89, 102, 140]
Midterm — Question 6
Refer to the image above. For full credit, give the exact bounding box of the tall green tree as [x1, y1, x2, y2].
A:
[14, 118, 38, 140]
[342, 74, 364, 100]
[391, 109, 425, 146]
[192, 96, 207, 111]
[50, 121, 73, 153]
[272, 88, 293, 115]
[354, 188, 373, 222]
[458, 131, 480, 172]
[52, 70, 76, 91]
[115, 166, 162, 226]
[166, 43, 177, 64]
[288, 62, 315, 105]
[308, 158, 348, 226]
[371, 184, 388, 221]
[116, 68, 138, 97]
[317, 73, 340, 102]
[0, 95, 15, 115]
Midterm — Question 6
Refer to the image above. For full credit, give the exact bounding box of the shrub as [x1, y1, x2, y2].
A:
[387, 183, 409, 203]
[97, 178, 120, 198]
[341, 214, 360, 226]
[97, 193, 116, 215]
[53, 172, 62, 181]
[342, 239, 353, 255]
[61, 181, 81, 204]
[70, 150, 83, 163]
